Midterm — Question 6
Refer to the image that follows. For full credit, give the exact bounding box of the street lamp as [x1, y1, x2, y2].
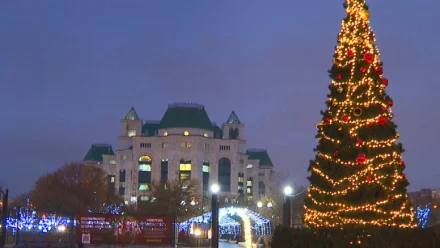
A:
[210, 184, 220, 248]
[283, 186, 293, 228]
[257, 201, 263, 208]
[0, 189, 9, 248]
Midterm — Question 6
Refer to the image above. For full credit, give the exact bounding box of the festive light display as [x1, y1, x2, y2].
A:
[178, 207, 271, 239]
[304, 0, 416, 228]
[415, 204, 431, 228]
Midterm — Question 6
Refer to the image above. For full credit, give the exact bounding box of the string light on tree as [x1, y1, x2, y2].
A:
[304, 0, 416, 228]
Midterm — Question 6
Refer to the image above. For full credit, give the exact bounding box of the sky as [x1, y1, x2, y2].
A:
[0, 0, 439, 197]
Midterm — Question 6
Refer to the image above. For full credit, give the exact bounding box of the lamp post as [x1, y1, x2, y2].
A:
[210, 184, 220, 248]
[283, 186, 293, 228]
[0, 189, 9, 248]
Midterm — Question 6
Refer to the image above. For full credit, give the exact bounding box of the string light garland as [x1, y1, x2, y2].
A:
[304, 0, 416, 228]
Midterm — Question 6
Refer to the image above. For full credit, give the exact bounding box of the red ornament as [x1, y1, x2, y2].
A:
[341, 115, 349, 121]
[378, 116, 387, 126]
[323, 117, 330, 123]
[381, 77, 389, 86]
[363, 52, 374, 63]
[387, 100, 393, 106]
[400, 161, 405, 166]
[366, 175, 372, 182]
[336, 73, 342, 79]
[401, 173, 406, 179]
[381, 106, 387, 111]
[360, 67, 367, 73]
[347, 50, 354, 57]
[389, 195, 395, 201]
[357, 139, 364, 146]
[356, 153, 367, 164]
[368, 121, 374, 127]
[334, 150, 339, 156]
[375, 66, 383, 75]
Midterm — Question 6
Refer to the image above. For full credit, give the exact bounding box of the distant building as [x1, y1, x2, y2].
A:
[83, 103, 275, 205]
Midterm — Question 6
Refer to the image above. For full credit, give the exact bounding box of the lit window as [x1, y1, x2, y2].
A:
[120, 156, 126, 160]
[247, 196, 253, 201]
[110, 175, 115, 183]
[203, 133, 208, 137]
[181, 142, 191, 148]
[202, 165, 210, 173]
[139, 155, 152, 162]
[130, 196, 137, 202]
[139, 184, 149, 191]
[247, 180, 253, 186]
[246, 188, 251, 194]
[246, 164, 253, 169]
[164, 131, 168, 136]
[140, 195, 149, 201]
[139, 164, 151, 171]
[109, 160, 117, 165]
[184, 131, 189, 136]
[180, 163, 192, 171]
[238, 177, 244, 183]
[127, 124, 136, 137]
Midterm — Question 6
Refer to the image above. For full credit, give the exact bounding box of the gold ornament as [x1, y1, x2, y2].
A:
[364, 102, 370, 107]
[337, 87, 343, 93]
[353, 108, 362, 116]
[361, 9, 370, 20]
[338, 127, 342, 131]
[332, 100, 338, 106]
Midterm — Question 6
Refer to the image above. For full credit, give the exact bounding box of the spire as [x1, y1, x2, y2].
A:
[124, 107, 139, 120]
[227, 111, 241, 124]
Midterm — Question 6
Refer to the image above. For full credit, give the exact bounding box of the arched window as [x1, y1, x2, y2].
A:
[202, 160, 210, 192]
[179, 159, 192, 181]
[218, 158, 231, 192]
[138, 155, 152, 191]
[258, 181, 266, 195]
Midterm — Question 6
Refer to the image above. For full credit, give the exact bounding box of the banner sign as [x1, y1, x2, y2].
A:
[75, 214, 173, 245]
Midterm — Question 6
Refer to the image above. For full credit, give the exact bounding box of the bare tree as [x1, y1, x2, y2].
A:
[137, 173, 201, 220]
[29, 162, 123, 215]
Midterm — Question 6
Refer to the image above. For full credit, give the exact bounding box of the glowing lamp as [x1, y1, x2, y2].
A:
[284, 186, 293, 196]
[211, 184, 220, 194]
[257, 202, 263, 208]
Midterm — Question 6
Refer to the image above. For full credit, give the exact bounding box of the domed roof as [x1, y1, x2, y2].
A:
[159, 103, 214, 131]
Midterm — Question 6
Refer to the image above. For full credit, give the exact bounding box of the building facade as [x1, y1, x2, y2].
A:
[84, 103, 275, 205]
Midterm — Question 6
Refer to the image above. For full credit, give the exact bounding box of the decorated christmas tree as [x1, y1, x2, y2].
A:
[303, 0, 416, 228]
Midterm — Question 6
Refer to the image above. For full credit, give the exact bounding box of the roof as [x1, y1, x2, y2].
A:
[212, 123, 223, 138]
[159, 103, 214, 131]
[125, 107, 139, 120]
[83, 144, 114, 162]
[142, 121, 160, 136]
[227, 111, 241, 124]
[246, 149, 274, 167]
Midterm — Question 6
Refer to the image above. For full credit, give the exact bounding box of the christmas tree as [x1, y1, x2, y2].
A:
[303, 0, 416, 228]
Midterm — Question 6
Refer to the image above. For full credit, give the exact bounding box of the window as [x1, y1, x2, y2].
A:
[239, 159, 244, 164]
[127, 124, 136, 137]
[218, 158, 231, 192]
[139, 183, 149, 191]
[162, 142, 168, 148]
[247, 180, 253, 186]
[120, 155, 126, 160]
[204, 144, 209, 149]
[247, 196, 253, 201]
[119, 182, 126, 187]
[181, 142, 191, 148]
[202, 161, 210, 192]
[139, 164, 151, 171]
[140, 195, 149, 201]
[246, 164, 253, 169]
[258, 181, 266, 195]
[139, 155, 152, 162]
[220, 145, 231, 151]
[258, 172, 265, 177]
[203, 132, 208, 137]
[163, 131, 168, 136]
[110, 175, 115, 183]
[179, 159, 192, 181]
[109, 159, 117, 165]
[140, 143, 151, 148]
[161, 159, 168, 182]
[184, 131, 189, 136]
[246, 188, 251, 194]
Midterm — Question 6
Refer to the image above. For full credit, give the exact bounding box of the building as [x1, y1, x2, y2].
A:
[83, 103, 275, 205]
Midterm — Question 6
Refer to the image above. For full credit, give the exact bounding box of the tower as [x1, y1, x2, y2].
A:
[222, 111, 244, 140]
[118, 107, 142, 150]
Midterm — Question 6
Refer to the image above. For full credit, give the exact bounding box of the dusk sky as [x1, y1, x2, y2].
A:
[1, 0, 438, 197]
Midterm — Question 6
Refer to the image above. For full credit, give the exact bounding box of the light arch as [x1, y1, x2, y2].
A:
[139, 155, 152, 162]
[178, 206, 271, 247]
